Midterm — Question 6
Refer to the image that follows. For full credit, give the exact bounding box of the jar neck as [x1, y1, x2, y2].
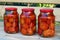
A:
[22, 11, 34, 15]
[40, 12, 53, 16]
[5, 10, 17, 15]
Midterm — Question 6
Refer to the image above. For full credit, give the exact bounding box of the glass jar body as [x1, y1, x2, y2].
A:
[4, 9, 19, 33]
[38, 9, 55, 37]
[20, 8, 36, 35]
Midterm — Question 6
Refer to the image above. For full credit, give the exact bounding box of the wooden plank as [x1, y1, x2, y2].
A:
[0, 0, 5, 2]
[0, 0, 60, 4]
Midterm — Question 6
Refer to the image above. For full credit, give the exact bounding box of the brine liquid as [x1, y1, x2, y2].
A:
[4, 14, 19, 33]
[20, 13, 36, 35]
[38, 14, 55, 37]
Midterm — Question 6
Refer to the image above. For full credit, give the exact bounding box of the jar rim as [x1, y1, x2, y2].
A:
[5, 7, 17, 11]
[22, 8, 34, 12]
[40, 9, 53, 12]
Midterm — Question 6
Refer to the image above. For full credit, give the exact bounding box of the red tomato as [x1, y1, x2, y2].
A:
[4, 27, 9, 32]
[20, 18, 25, 24]
[13, 15, 18, 19]
[5, 22, 12, 27]
[43, 29, 55, 37]
[20, 15, 26, 24]
[27, 29, 33, 35]
[38, 28, 42, 35]
[9, 17, 14, 23]
[30, 14, 36, 20]
[21, 28, 27, 35]
[4, 15, 8, 22]
[22, 24, 29, 29]
[9, 27, 15, 33]
[41, 18, 47, 22]
[13, 22, 16, 27]
[29, 23, 34, 28]
[25, 18, 31, 24]
[32, 26, 36, 32]
[49, 23, 55, 30]
[47, 19, 51, 24]
[40, 22, 48, 31]
[15, 27, 19, 32]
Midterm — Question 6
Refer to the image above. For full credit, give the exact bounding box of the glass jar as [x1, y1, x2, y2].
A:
[20, 8, 36, 35]
[38, 9, 55, 37]
[4, 8, 19, 33]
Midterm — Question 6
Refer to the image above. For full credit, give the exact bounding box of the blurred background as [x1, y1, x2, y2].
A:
[0, 2, 60, 24]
